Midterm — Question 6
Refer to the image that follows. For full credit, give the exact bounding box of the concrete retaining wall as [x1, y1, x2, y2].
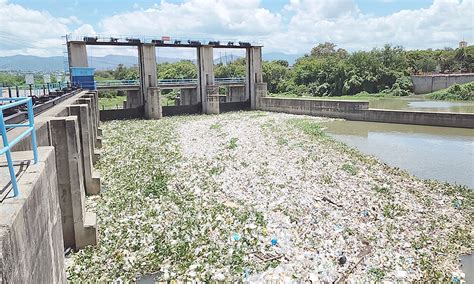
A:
[0, 147, 65, 283]
[1, 90, 102, 282]
[259, 96, 474, 129]
[260, 97, 369, 120]
[362, 109, 474, 128]
[411, 73, 474, 94]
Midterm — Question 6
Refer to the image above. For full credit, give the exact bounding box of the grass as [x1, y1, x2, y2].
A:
[382, 203, 404, 218]
[98, 95, 126, 110]
[227, 137, 239, 149]
[341, 163, 358, 175]
[288, 118, 326, 137]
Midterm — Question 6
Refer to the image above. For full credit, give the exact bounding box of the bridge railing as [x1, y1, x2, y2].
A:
[0, 97, 39, 198]
[95, 78, 245, 88]
[215, 77, 245, 84]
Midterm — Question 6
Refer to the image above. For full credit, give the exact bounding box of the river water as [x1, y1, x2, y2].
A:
[321, 120, 474, 188]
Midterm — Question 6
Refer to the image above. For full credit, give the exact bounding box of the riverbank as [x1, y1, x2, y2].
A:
[66, 111, 472, 282]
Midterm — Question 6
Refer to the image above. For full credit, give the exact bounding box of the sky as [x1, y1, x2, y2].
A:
[0, 0, 472, 58]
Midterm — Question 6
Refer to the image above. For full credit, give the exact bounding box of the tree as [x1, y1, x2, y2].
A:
[262, 61, 290, 93]
[157, 60, 197, 79]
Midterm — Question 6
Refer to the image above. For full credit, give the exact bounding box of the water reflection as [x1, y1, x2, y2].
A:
[321, 120, 474, 189]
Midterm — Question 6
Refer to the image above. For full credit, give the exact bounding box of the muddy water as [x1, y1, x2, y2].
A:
[369, 96, 474, 113]
[321, 120, 474, 188]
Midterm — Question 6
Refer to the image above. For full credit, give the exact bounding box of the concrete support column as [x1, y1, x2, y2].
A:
[206, 85, 220, 114]
[68, 104, 100, 195]
[49, 117, 97, 249]
[246, 47, 265, 109]
[68, 42, 88, 68]
[139, 44, 161, 119]
[145, 87, 162, 119]
[197, 46, 215, 113]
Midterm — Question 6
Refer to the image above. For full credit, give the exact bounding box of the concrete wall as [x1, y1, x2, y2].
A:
[362, 109, 474, 128]
[411, 73, 474, 94]
[125, 90, 142, 109]
[179, 88, 198, 105]
[4, 90, 101, 275]
[259, 96, 474, 129]
[260, 97, 369, 120]
[0, 147, 66, 283]
[227, 86, 246, 102]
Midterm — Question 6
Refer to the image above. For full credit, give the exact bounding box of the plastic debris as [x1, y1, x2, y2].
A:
[271, 238, 278, 246]
[232, 232, 241, 241]
[67, 112, 472, 283]
[338, 255, 347, 265]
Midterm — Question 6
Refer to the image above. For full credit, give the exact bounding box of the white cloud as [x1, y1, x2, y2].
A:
[98, 0, 282, 38]
[278, 0, 473, 53]
[0, 0, 69, 56]
[0, 0, 472, 58]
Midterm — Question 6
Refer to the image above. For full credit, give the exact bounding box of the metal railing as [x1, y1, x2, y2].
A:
[95, 77, 245, 88]
[0, 97, 38, 197]
[215, 77, 245, 84]
[2, 82, 67, 98]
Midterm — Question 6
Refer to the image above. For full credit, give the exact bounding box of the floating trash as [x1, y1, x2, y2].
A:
[271, 238, 278, 246]
[338, 255, 347, 265]
[232, 232, 241, 241]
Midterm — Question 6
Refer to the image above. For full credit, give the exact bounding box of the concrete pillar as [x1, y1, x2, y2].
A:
[197, 46, 215, 113]
[68, 42, 88, 68]
[246, 47, 264, 109]
[179, 88, 198, 105]
[139, 44, 161, 119]
[206, 85, 220, 114]
[77, 98, 97, 150]
[68, 104, 100, 195]
[49, 116, 97, 249]
[145, 87, 162, 119]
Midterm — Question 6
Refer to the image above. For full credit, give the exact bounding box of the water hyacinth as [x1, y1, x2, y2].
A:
[67, 111, 472, 282]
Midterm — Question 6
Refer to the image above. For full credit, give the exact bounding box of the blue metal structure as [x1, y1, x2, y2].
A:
[71, 67, 96, 90]
[0, 97, 38, 197]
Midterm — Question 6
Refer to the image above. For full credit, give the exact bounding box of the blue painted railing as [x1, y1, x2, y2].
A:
[0, 97, 38, 197]
[3, 82, 66, 98]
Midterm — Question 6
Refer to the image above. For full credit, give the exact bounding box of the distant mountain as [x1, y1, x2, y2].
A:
[0, 55, 183, 72]
[214, 54, 243, 64]
[0, 55, 64, 72]
[263, 52, 302, 65]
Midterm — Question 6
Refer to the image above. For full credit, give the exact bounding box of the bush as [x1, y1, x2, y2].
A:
[428, 82, 474, 101]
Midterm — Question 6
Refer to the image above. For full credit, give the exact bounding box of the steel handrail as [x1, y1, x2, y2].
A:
[0, 97, 38, 197]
